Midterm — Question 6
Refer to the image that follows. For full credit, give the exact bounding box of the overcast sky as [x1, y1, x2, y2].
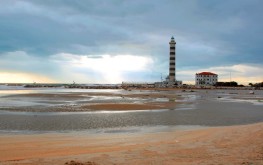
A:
[0, 0, 262, 84]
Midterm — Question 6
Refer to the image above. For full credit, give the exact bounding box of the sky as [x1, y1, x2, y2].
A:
[0, 0, 262, 85]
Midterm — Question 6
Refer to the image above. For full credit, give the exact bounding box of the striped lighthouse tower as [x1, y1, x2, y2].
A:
[169, 36, 176, 82]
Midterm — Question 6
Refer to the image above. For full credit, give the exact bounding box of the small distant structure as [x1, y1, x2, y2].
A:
[195, 72, 218, 86]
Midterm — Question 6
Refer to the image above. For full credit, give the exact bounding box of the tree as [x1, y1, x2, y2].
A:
[215, 81, 238, 87]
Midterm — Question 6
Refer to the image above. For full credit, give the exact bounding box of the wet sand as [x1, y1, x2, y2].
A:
[1, 89, 263, 132]
[0, 122, 262, 165]
[1, 89, 262, 112]
[0, 90, 181, 112]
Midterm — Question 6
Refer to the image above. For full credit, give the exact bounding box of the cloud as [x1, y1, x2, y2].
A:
[0, 0, 165, 56]
[0, 51, 59, 75]
[0, 1, 263, 84]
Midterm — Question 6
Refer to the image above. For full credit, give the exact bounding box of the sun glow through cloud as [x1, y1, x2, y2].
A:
[51, 53, 154, 83]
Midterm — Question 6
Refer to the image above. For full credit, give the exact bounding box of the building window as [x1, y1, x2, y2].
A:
[170, 62, 175, 65]
[170, 57, 175, 60]
[170, 47, 175, 50]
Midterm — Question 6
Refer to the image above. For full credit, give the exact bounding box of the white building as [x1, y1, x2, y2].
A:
[195, 72, 218, 86]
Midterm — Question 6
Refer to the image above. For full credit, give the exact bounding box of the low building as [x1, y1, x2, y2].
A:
[195, 72, 218, 86]
[121, 82, 155, 88]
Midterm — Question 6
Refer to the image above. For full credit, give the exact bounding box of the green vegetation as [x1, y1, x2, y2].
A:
[249, 82, 263, 87]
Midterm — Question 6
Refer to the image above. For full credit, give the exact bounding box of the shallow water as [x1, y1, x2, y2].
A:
[0, 87, 263, 134]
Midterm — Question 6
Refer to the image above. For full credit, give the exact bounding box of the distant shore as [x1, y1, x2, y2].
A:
[1, 83, 262, 90]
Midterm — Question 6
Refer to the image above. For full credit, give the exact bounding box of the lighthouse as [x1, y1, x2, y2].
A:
[169, 36, 176, 82]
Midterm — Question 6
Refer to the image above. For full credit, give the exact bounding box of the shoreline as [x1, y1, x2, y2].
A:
[0, 122, 262, 165]
[1, 89, 262, 113]
[1, 89, 263, 133]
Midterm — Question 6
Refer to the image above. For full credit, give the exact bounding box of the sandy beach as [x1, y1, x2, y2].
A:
[0, 88, 263, 164]
[0, 122, 262, 165]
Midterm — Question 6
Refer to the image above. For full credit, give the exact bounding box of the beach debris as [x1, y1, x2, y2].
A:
[65, 160, 99, 165]
[169, 98, 176, 102]
[241, 162, 254, 165]
[249, 91, 255, 94]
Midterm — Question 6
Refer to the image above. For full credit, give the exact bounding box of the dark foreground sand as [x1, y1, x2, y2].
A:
[0, 122, 263, 165]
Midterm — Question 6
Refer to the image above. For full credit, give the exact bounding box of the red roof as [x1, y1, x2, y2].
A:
[196, 72, 217, 75]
